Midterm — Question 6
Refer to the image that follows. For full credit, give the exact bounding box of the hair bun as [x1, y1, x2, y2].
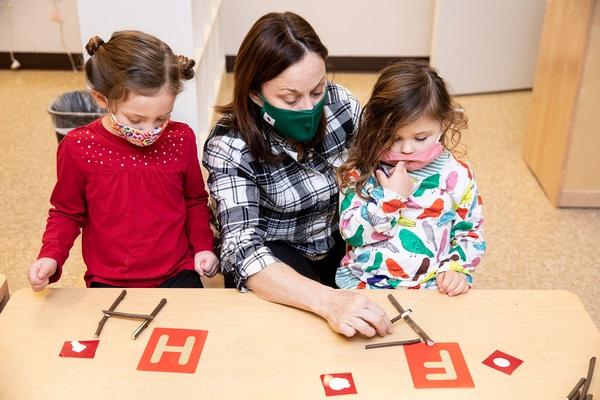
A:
[177, 55, 195, 80]
[86, 36, 105, 56]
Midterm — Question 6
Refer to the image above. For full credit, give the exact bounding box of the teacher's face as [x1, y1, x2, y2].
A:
[252, 51, 327, 111]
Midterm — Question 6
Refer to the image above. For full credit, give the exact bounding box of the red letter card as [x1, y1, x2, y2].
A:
[320, 373, 357, 396]
[403, 342, 475, 388]
[59, 340, 100, 358]
[482, 350, 523, 375]
[137, 328, 208, 373]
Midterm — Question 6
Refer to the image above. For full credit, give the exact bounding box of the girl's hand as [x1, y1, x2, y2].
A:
[436, 270, 470, 296]
[375, 161, 413, 198]
[194, 251, 219, 278]
[28, 258, 58, 292]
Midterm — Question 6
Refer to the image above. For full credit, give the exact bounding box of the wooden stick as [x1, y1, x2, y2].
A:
[365, 339, 421, 349]
[391, 309, 413, 324]
[102, 310, 154, 320]
[566, 377, 586, 400]
[131, 298, 167, 340]
[94, 289, 126, 337]
[387, 294, 435, 346]
[579, 357, 596, 400]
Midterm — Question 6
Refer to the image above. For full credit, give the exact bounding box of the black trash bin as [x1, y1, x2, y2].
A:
[48, 90, 105, 143]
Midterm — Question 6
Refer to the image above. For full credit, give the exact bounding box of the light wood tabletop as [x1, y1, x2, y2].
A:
[0, 288, 598, 399]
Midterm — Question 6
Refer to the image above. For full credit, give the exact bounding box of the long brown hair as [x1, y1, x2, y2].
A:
[215, 12, 329, 163]
[338, 61, 467, 195]
[84, 30, 195, 105]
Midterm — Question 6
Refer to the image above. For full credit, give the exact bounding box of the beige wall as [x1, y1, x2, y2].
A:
[77, 0, 226, 139]
[430, 0, 546, 94]
[223, 0, 435, 56]
[0, 0, 82, 53]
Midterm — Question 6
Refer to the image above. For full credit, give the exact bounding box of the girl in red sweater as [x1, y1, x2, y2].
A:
[28, 31, 217, 289]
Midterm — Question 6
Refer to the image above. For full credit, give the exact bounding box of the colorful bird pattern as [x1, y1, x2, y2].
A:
[336, 152, 486, 289]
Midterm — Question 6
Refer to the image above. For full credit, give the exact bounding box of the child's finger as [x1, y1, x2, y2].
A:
[445, 274, 463, 295]
[436, 272, 447, 292]
[31, 279, 49, 292]
[28, 263, 46, 285]
[205, 262, 219, 277]
[28, 265, 40, 283]
[204, 258, 219, 277]
[438, 271, 454, 293]
[197, 259, 205, 276]
[375, 170, 388, 184]
[448, 278, 468, 297]
[392, 161, 406, 174]
[443, 271, 456, 288]
[37, 262, 54, 279]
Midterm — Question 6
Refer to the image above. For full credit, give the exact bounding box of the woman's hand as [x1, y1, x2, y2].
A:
[194, 251, 220, 277]
[28, 257, 58, 292]
[436, 270, 470, 296]
[375, 161, 413, 198]
[319, 290, 394, 337]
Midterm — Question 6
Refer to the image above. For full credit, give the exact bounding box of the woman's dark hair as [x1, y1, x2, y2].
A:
[216, 12, 329, 162]
[84, 30, 195, 106]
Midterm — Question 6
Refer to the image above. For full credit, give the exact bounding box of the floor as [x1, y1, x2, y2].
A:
[1, 70, 598, 328]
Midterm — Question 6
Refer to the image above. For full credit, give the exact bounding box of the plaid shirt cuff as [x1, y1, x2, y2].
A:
[236, 246, 279, 291]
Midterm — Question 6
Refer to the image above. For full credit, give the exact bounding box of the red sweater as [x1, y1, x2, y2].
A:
[38, 119, 214, 287]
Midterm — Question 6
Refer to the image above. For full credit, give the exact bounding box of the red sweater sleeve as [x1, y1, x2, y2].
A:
[38, 135, 87, 283]
[184, 132, 215, 253]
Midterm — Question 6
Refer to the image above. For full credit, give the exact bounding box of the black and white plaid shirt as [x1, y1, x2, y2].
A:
[202, 82, 361, 290]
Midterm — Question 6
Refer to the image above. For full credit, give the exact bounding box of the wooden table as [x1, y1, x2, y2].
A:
[0, 288, 598, 399]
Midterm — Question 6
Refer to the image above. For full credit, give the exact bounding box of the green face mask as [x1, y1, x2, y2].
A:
[259, 88, 327, 143]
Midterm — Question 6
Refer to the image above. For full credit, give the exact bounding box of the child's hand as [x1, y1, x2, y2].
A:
[194, 251, 219, 278]
[375, 161, 413, 198]
[436, 270, 470, 296]
[28, 258, 58, 292]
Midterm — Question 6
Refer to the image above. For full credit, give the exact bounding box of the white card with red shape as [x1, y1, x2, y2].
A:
[320, 373, 357, 396]
[482, 350, 523, 375]
[59, 340, 100, 358]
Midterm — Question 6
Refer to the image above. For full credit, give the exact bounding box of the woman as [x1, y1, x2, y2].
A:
[203, 12, 392, 338]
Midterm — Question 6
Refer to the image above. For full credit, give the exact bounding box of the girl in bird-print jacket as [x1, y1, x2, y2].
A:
[335, 61, 486, 296]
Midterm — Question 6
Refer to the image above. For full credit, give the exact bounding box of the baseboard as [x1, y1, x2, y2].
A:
[225, 55, 429, 73]
[2, 53, 428, 73]
[559, 190, 600, 208]
[0, 52, 83, 70]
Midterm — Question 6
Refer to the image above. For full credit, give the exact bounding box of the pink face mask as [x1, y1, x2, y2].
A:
[108, 111, 167, 147]
[104, 96, 168, 147]
[381, 135, 444, 171]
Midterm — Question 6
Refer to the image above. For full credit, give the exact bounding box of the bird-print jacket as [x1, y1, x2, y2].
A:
[336, 151, 486, 289]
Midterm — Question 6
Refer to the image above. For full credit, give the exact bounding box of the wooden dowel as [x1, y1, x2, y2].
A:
[94, 289, 126, 337]
[566, 377, 586, 400]
[387, 294, 435, 346]
[579, 357, 596, 400]
[391, 309, 413, 324]
[131, 298, 167, 340]
[365, 339, 421, 349]
[102, 310, 154, 320]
